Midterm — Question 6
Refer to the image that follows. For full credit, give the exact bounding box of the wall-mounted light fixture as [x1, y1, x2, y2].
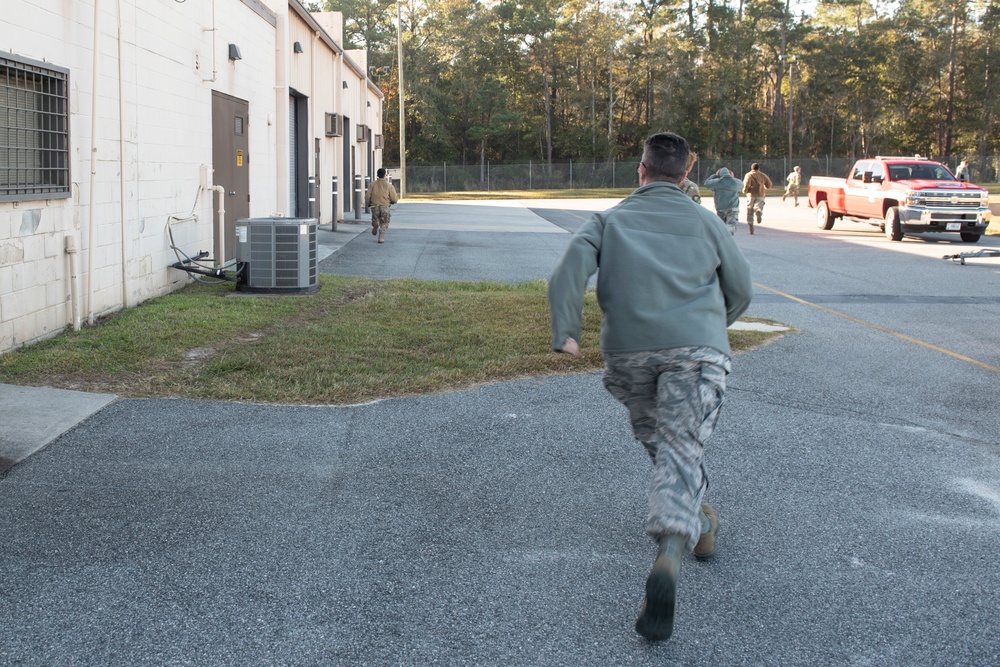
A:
[228, 43, 242, 60]
[293, 41, 304, 54]
[366, 101, 371, 107]
[342, 81, 348, 89]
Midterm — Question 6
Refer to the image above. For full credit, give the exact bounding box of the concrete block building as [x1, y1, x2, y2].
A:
[0, 0, 384, 354]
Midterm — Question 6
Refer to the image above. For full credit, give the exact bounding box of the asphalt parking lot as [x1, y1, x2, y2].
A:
[2, 196, 999, 666]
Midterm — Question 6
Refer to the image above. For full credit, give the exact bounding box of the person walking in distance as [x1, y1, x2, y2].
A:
[782, 165, 801, 206]
[704, 167, 742, 236]
[548, 132, 753, 642]
[955, 159, 970, 182]
[365, 168, 399, 244]
[742, 163, 772, 234]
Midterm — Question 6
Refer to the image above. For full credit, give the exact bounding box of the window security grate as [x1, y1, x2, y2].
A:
[1, 52, 70, 202]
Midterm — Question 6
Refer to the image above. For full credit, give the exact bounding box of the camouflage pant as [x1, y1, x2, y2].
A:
[746, 196, 766, 224]
[372, 206, 391, 232]
[716, 208, 739, 236]
[602, 347, 730, 551]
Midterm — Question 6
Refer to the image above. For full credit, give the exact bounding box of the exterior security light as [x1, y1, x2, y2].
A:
[293, 41, 304, 54]
[228, 44, 242, 60]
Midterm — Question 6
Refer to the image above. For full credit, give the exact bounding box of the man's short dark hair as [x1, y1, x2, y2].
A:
[641, 132, 689, 181]
[751, 163, 760, 171]
[377, 168, 387, 178]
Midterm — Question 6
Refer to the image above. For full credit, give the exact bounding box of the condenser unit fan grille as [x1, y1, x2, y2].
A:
[235, 218, 318, 293]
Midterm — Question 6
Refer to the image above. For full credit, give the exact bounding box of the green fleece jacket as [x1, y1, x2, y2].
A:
[704, 171, 743, 211]
[548, 181, 753, 356]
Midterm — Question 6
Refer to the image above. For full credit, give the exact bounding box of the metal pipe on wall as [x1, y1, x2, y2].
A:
[117, 0, 129, 309]
[86, 0, 103, 326]
[273, 10, 290, 215]
[313, 32, 321, 222]
[66, 235, 81, 331]
[202, 0, 218, 83]
[209, 185, 226, 263]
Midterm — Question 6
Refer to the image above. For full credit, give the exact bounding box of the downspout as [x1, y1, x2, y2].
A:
[274, 10, 289, 215]
[66, 235, 81, 331]
[209, 185, 226, 263]
[312, 31, 318, 219]
[86, 0, 103, 325]
[117, 0, 129, 308]
[201, 0, 218, 83]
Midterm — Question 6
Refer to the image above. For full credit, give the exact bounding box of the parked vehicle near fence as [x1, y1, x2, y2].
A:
[808, 156, 991, 243]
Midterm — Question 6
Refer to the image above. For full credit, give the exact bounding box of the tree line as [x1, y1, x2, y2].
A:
[311, 0, 1000, 174]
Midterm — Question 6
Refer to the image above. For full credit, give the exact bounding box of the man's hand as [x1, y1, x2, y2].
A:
[560, 337, 581, 357]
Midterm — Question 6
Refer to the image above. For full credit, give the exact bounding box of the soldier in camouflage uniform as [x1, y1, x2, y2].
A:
[679, 152, 701, 204]
[548, 132, 753, 642]
[364, 168, 399, 243]
[742, 163, 772, 233]
[782, 166, 801, 206]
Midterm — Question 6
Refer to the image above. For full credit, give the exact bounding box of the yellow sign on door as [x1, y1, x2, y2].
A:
[236, 150, 244, 167]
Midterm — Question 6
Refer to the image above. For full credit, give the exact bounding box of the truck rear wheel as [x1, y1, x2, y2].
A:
[960, 232, 981, 243]
[884, 207, 903, 241]
[816, 201, 835, 230]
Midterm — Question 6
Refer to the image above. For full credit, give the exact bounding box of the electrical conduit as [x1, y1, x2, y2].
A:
[86, 0, 103, 325]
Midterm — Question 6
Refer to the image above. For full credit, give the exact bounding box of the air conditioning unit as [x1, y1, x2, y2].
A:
[374, 134, 384, 149]
[325, 112, 343, 137]
[234, 217, 318, 293]
[356, 124, 369, 142]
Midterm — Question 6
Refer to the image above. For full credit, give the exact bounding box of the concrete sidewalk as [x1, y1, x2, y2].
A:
[0, 384, 116, 474]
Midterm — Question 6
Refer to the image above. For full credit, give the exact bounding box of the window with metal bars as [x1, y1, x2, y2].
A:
[1, 51, 70, 202]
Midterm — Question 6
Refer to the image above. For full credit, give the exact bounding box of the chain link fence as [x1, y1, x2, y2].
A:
[398, 156, 999, 194]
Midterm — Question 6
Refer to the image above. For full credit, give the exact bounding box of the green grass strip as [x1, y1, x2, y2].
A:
[0, 276, 781, 404]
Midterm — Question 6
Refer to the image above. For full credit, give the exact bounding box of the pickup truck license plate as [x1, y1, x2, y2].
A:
[946, 222, 961, 231]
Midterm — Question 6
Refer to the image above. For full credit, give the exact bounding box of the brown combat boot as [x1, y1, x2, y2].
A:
[371, 220, 379, 236]
[377, 229, 386, 243]
[635, 534, 685, 641]
[694, 504, 718, 560]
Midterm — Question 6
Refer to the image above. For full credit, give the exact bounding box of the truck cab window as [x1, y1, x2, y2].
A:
[888, 166, 911, 180]
[870, 163, 885, 183]
[931, 165, 953, 180]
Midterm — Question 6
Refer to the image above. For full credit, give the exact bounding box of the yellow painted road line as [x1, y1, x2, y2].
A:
[557, 209, 591, 220]
[755, 282, 1000, 374]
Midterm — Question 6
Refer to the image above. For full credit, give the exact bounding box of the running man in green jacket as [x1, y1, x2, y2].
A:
[704, 167, 742, 235]
[548, 132, 753, 642]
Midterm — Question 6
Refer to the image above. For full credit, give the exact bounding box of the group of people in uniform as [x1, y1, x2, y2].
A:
[365, 156, 807, 243]
[697, 160, 801, 235]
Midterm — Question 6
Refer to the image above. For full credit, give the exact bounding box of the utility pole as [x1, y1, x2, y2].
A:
[788, 55, 796, 166]
[396, 0, 406, 197]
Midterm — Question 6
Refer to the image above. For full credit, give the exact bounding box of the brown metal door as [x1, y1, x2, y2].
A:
[211, 92, 250, 262]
